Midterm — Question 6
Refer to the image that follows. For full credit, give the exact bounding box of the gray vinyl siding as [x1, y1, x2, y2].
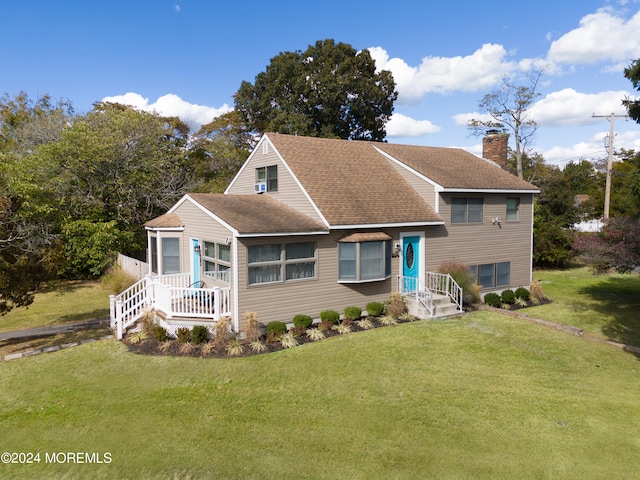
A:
[173, 201, 235, 281]
[235, 230, 402, 330]
[226, 142, 324, 223]
[425, 193, 534, 290]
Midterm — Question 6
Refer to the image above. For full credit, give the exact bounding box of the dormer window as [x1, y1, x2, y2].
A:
[256, 165, 278, 192]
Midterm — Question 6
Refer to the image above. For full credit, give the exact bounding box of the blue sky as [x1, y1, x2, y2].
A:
[2, 0, 640, 166]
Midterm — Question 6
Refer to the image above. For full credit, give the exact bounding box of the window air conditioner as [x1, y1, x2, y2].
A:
[254, 182, 267, 193]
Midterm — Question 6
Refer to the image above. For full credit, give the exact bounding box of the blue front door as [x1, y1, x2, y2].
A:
[192, 239, 200, 283]
[403, 236, 419, 291]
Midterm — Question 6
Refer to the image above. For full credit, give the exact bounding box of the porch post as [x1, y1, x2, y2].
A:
[213, 287, 221, 321]
[109, 295, 116, 329]
[116, 299, 123, 340]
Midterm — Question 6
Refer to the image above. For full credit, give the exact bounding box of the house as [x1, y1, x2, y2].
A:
[111, 132, 539, 338]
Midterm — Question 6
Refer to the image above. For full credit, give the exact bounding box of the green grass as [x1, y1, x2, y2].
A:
[529, 267, 640, 347]
[0, 281, 110, 333]
[1, 313, 640, 479]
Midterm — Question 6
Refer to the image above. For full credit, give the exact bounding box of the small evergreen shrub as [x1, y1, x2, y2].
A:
[293, 314, 313, 330]
[191, 325, 210, 344]
[501, 289, 516, 305]
[152, 325, 168, 342]
[266, 321, 287, 335]
[366, 301, 385, 317]
[483, 292, 501, 308]
[344, 306, 362, 320]
[320, 310, 340, 325]
[515, 287, 530, 302]
[176, 327, 191, 343]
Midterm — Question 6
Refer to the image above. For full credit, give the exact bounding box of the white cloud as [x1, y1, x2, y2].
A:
[452, 111, 495, 127]
[529, 88, 630, 127]
[368, 44, 517, 103]
[547, 8, 640, 67]
[386, 113, 441, 137]
[101, 92, 232, 130]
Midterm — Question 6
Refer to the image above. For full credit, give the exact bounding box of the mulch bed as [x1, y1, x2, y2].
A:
[125, 299, 552, 359]
[126, 316, 421, 359]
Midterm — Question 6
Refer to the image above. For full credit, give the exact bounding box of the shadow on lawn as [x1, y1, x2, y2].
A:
[578, 275, 640, 353]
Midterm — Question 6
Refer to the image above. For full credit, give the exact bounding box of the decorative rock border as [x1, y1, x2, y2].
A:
[0, 335, 114, 362]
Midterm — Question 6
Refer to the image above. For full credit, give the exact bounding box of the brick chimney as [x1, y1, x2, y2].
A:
[482, 130, 509, 169]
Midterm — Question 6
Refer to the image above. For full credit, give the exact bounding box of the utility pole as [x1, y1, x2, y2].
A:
[592, 113, 627, 220]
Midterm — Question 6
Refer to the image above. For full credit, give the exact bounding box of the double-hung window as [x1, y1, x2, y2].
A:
[256, 165, 278, 192]
[506, 198, 520, 221]
[338, 239, 391, 283]
[203, 241, 231, 283]
[247, 242, 316, 285]
[161, 238, 180, 275]
[451, 197, 484, 223]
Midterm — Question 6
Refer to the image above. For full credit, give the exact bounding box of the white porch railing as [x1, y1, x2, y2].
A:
[399, 275, 435, 316]
[110, 274, 231, 339]
[397, 272, 463, 317]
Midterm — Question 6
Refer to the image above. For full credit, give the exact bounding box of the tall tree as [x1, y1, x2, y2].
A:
[190, 111, 253, 193]
[234, 39, 397, 141]
[7, 102, 197, 277]
[468, 69, 542, 179]
[0, 92, 74, 312]
[623, 58, 640, 123]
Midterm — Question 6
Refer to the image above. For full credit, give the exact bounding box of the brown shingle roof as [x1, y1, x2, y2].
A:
[145, 213, 183, 229]
[267, 133, 443, 226]
[374, 143, 539, 191]
[187, 193, 328, 235]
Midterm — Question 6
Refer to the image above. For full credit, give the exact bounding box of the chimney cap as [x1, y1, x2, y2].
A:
[486, 128, 503, 136]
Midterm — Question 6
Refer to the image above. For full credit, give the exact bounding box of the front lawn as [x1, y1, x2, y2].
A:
[1, 312, 639, 479]
[0, 281, 110, 333]
[529, 267, 640, 347]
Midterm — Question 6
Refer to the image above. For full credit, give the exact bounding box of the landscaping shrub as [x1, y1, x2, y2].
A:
[343, 306, 362, 320]
[293, 314, 313, 329]
[483, 292, 501, 308]
[437, 260, 474, 303]
[243, 311, 261, 343]
[387, 293, 406, 317]
[214, 316, 231, 349]
[530, 279, 547, 302]
[515, 287, 530, 302]
[100, 264, 138, 295]
[320, 309, 340, 325]
[366, 301, 385, 317]
[266, 321, 287, 335]
[501, 289, 516, 305]
[152, 325, 168, 342]
[176, 327, 191, 343]
[191, 325, 210, 344]
[468, 283, 482, 304]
